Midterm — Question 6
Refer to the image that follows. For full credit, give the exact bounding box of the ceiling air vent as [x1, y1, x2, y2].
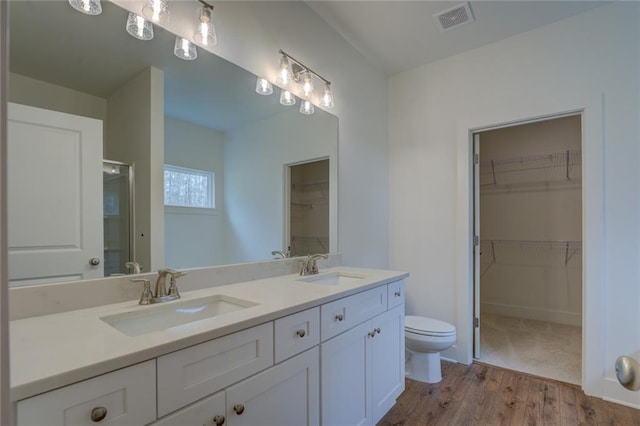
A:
[433, 2, 475, 32]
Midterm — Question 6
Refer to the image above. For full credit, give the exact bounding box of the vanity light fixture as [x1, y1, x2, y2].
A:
[255, 78, 273, 95]
[194, 1, 217, 47]
[277, 50, 334, 112]
[277, 54, 293, 87]
[280, 89, 296, 106]
[126, 13, 154, 41]
[321, 83, 334, 109]
[142, 0, 169, 23]
[68, 0, 102, 15]
[174, 37, 198, 60]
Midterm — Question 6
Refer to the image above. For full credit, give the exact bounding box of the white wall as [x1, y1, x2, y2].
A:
[164, 116, 226, 268]
[479, 117, 582, 326]
[112, 0, 389, 268]
[224, 108, 336, 264]
[389, 2, 639, 405]
[7, 72, 107, 143]
[106, 67, 165, 273]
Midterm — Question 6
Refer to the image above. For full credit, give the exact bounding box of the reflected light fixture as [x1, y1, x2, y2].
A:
[174, 37, 198, 60]
[126, 13, 154, 41]
[299, 100, 314, 115]
[277, 50, 334, 113]
[142, 0, 169, 23]
[194, 1, 217, 47]
[280, 89, 296, 106]
[255, 78, 273, 95]
[68, 0, 102, 15]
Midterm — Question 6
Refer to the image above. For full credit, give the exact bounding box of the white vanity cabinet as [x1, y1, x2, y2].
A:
[15, 360, 156, 426]
[151, 348, 319, 426]
[321, 280, 405, 426]
[13, 276, 406, 426]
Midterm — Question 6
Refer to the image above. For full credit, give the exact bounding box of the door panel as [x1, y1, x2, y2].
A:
[8, 103, 103, 285]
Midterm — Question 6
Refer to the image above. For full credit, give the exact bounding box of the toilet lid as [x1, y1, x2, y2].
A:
[405, 315, 456, 336]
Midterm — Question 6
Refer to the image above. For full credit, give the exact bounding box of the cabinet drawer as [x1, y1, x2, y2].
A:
[16, 360, 156, 426]
[275, 307, 320, 363]
[321, 286, 387, 341]
[157, 322, 274, 416]
[387, 280, 405, 309]
[151, 391, 226, 426]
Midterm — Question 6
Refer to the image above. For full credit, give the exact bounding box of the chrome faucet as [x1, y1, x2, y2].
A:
[152, 269, 186, 303]
[125, 261, 141, 274]
[300, 254, 328, 276]
[271, 250, 289, 259]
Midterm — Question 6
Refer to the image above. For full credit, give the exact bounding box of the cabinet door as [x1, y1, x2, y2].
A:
[370, 305, 405, 423]
[151, 391, 225, 426]
[320, 321, 372, 426]
[16, 361, 156, 426]
[226, 347, 319, 426]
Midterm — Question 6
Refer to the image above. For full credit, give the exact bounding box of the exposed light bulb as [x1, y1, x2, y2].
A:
[174, 37, 197, 60]
[255, 78, 273, 95]
[68, 0, 102, 15]
[321, 83, 334, 109]
[194, 6, 217, 47]
[301, 71, 314, 98]
[126, 13, 154, 41]
[299, 100, 315, 115]
[280, 89, 296, 106]
[277, 55, 292, 87]
[142, 0, 169, 23]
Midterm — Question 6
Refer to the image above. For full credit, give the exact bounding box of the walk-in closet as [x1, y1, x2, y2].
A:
[476, 115, 583, 385]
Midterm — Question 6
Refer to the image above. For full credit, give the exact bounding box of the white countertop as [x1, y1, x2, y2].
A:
[10, 267, 407, 401]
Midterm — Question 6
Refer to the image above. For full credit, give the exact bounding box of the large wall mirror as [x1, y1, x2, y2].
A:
[7, 0, 338, 287]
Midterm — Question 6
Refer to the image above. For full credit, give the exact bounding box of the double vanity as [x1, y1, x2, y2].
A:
[11, 267, 408, 425]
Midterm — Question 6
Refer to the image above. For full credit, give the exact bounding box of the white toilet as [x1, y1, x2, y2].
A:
[405, 315, 456, 383]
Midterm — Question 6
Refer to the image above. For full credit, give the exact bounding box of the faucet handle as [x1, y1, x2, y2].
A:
[125, 261, 142, 274]
[130, 278, 152, 305]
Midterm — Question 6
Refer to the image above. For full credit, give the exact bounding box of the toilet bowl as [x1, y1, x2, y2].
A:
[405, 315, 456, 383]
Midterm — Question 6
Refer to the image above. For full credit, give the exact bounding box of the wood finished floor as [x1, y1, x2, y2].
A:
[378, 362, 640, 426]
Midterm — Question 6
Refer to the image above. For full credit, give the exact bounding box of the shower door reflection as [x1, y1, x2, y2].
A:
[103, 161, 134, 276]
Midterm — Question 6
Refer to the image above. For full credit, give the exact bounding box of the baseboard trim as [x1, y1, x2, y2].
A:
[481, 302, 581, 326]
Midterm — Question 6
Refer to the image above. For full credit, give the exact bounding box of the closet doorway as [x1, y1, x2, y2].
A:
[473, 114, 583, 385]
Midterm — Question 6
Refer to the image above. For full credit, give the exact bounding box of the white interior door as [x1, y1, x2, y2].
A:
[8, 103, 103, 286]
[473, 133, 481, 358]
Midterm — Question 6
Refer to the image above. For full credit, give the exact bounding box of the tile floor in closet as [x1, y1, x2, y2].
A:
[478, 313, 582, 385]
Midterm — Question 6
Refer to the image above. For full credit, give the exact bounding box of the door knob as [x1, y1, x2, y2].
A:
[89, 257, 101, 266]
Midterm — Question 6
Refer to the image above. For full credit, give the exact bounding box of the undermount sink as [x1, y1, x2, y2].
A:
[101, 295, 258, 336]
[297, 272, 366, 286]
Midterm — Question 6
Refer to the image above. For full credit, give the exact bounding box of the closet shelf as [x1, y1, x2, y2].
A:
[480, 149, 582, 188]
[480, 239, 582, 267]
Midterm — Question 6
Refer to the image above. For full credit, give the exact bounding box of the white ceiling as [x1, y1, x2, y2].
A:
[307, 1, 609, 75]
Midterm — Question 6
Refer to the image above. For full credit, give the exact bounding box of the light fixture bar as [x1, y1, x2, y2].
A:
[197, 0, 213, 11]
[279, 49, 331, 86]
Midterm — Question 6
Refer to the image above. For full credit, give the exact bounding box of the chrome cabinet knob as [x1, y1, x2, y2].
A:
[233, 404, 245, 415]
[375, 327, 381, 334]
[394, 290, 401, 297]
[335, 313, 344, 322]
[213, 415, 226, 425]
[296, 329, 306, 338]
[368, 331, 375, 338]
[90, 407, 107, 422]
[89, 257, 101, 266]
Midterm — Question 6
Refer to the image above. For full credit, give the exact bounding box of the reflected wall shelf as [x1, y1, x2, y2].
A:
[480, 239, 582, 271]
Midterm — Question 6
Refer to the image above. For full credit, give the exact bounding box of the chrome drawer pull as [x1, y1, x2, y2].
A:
[335, 313, 344, 322]
[296, 329, 306, 338]
[394, 290, 401, 297]
[233, 404, 245, 415]
[213, 415, 226, 425]
[90, 407, 107, 422]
